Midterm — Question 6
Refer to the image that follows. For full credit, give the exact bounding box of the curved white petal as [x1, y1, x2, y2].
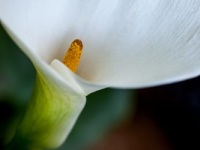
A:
[1, 0, 200, 88]
[50, 59, 105, 95]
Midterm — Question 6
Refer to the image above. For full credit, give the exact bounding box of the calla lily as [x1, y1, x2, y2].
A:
[1, 0, 200, 149]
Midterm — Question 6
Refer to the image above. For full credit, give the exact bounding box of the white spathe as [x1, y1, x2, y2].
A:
[1, 0, 200, 90]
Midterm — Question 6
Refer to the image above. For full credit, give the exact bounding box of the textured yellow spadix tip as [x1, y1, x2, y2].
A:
[63, 39, 83, 72]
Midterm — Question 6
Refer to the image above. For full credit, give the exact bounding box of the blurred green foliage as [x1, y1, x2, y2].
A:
[0, 24, 36, 149]
[60, 88, 134, 150]
[0, 24, 135, 150]
[0, 24, 35, 102]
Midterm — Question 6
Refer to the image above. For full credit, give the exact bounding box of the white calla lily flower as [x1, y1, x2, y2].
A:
[1, 0, 200, 148]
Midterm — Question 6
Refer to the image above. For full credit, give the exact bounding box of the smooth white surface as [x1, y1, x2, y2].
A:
[1, 0, 200, 88]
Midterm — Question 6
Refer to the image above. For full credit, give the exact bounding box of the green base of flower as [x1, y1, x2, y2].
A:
[10, 70, 85, 149]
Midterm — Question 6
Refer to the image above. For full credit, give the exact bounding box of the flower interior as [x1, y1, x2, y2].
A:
[62, 39, 83, 73]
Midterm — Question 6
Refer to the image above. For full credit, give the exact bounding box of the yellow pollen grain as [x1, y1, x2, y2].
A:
[63, 39, 83, 72]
